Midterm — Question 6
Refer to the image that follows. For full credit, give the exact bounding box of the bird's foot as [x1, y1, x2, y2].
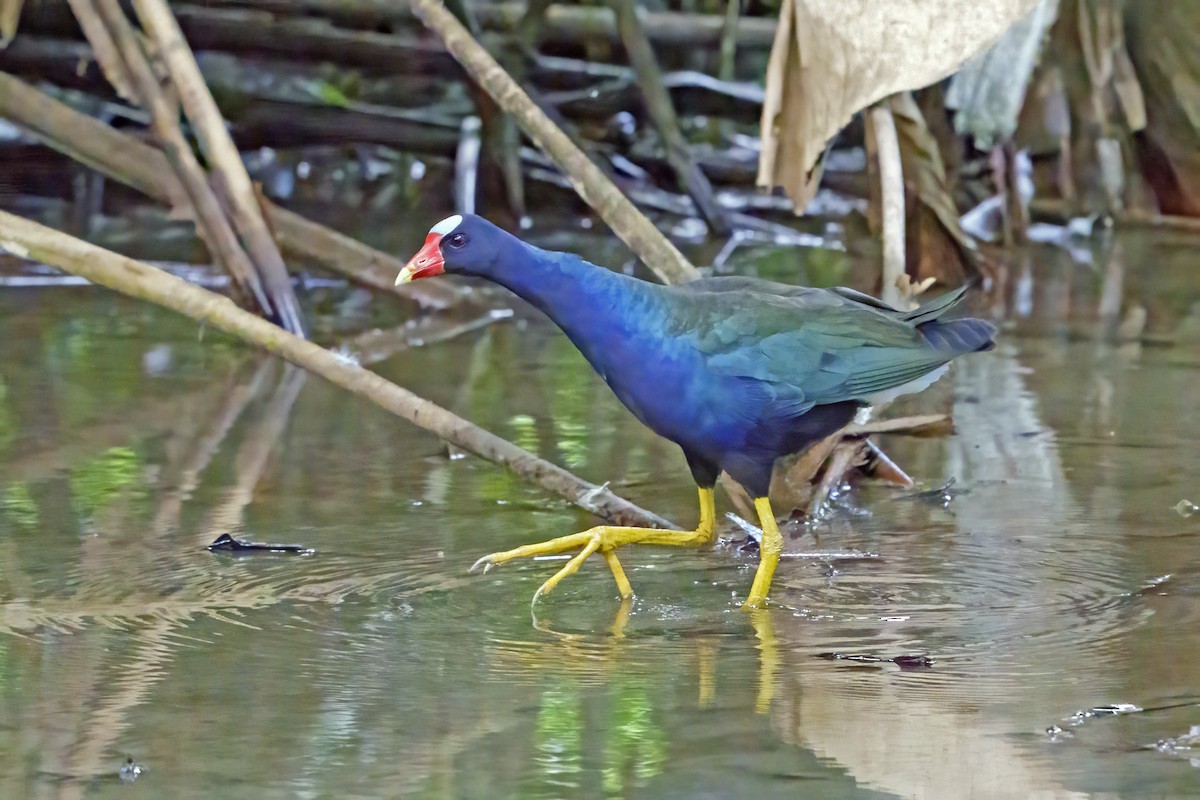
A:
[469, 524, 712, 604]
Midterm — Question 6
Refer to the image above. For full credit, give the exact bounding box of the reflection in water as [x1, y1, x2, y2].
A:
[1, 240, 1199, 798]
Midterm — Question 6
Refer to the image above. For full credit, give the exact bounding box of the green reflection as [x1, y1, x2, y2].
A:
[1, 483, 37, 529]
[604, 687, 665, 796]
[533, 688, 583, 792]
[529, 684, 666, 799]
[0, 377, 12, 454]
[70, 446, 141, 518]
[509, 414, 540, 453]
[554, 419, 589, 470]
[550, 338, 594, 470]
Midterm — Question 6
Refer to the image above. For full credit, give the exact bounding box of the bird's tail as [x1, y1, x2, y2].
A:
[919, 317, 997, 354]
[900, 285, 965, 325]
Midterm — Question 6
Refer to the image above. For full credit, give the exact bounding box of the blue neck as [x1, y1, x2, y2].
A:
[472, 242, 662, 373]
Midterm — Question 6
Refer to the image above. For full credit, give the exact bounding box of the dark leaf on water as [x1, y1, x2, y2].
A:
[817, 652, 934, 669]
[206, 533, 314, 555]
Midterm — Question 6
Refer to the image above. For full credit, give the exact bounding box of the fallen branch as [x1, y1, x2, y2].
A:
[1029, 198, 1200, 234]
[411, 0, 700, 285]
[342, 308, 512, 366]
[0, 210, 674, 529]
[860, 439, 914, 486]
[0, 72, 464, 309]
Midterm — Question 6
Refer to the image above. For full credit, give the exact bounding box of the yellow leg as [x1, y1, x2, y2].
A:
[471, 487, 716, 603]
[742, 497, 781, 609]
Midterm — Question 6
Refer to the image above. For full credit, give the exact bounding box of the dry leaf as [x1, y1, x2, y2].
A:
[945, 0, 1061, 147]
[758, 0, 1041, 211]
[0, 0, 24, 48]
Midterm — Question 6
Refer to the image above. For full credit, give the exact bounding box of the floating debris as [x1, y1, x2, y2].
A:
[1067, 703, 1144, 726]
[118, 757, 145, 783]
[1045, 725, 1075, 742]
[206, 533, 314, 555]
[896, 478, 960, 507]
[1174, 499, 1198, 518]
[816, 652, 934, 669]
[1150, 725, 1200, 754]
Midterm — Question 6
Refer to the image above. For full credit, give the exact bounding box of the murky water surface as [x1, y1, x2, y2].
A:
[1, 230, 1199, 798]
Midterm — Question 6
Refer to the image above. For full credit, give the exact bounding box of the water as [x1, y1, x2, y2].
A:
[1, 232, 1199, 798]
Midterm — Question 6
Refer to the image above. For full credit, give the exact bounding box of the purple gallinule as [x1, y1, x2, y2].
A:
[398, 214, 995, 607]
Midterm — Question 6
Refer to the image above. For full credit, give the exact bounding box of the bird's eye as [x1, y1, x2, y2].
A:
[447, 233, 468, 249]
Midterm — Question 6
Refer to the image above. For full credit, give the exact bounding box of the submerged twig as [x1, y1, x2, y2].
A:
[806, 440, 866, 519]
[0, 211, 674, 529]
[342, 308, 513, 366]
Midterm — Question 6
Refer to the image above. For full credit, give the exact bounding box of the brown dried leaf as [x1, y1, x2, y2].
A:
[758, 0, 1042, 211]
[0, 0, 24, 48]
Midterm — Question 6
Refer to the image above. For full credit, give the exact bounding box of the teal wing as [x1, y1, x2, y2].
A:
[666, 284, 988, 407]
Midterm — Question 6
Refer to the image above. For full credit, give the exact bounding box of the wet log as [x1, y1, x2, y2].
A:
[172, 4, 459, 76]
[230, 97, 460, 154]
[13, 1, 460, 75]
[0, 209, 675, 529]
[194, 0, 780, 49]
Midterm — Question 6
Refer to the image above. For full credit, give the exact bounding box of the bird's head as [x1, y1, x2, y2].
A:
[395, 214, 508, 284]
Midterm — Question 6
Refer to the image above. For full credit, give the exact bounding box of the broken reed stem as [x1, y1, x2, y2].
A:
[77, 0, 272, 316]
[0, 72, 463, 309]
[0, 210, 674, 529]
[411, 0, 700, 285]
[718, 0, 741, 82]
[869, 102, 905, 309]
[131, 0, 306, 337]
[610, 0, 728, 235]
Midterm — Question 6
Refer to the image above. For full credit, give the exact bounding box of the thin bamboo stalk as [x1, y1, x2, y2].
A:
[75, 0, 273, 316]
[131, 0, 306, 336]
[869, 102, 906, 309]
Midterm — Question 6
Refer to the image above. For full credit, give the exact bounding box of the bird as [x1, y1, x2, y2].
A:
[397, 214, 996, 608]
